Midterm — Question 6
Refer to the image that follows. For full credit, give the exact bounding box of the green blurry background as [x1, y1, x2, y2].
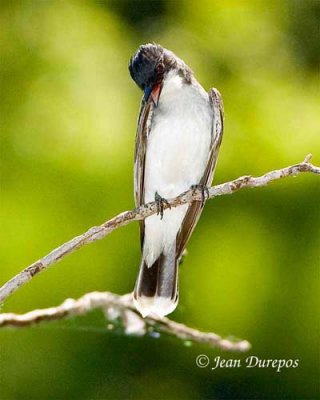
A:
[0, 1, 319, 399]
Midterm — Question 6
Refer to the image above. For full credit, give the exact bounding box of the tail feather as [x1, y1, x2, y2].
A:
[134, 247, 178, 318]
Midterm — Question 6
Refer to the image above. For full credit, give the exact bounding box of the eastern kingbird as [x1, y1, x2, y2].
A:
[129, 43, 224, 318]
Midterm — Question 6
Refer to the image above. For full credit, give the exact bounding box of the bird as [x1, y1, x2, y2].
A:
[129, 43, 224, 318]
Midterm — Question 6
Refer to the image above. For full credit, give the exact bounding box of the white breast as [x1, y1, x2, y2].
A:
[143, 71, 213, 267]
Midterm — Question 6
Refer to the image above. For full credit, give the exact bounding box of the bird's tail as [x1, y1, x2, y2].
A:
[133, 245, 178, 318]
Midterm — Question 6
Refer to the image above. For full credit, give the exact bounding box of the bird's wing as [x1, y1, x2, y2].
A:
[176, 88, 224, 259]
[134, 96, 154, 249]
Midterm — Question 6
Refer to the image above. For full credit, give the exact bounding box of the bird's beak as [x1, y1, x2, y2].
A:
[144, 83, 162, 106]
[150, 83, 162, 107]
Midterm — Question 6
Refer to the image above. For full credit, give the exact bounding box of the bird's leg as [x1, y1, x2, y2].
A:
[191, 184, 210, 206]
[155, 191, 171, 220]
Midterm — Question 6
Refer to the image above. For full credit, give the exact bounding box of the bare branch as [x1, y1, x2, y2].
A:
[0, 155, 319, 303]
[0, 155, 318, 351]
[0, 291, 251, 352]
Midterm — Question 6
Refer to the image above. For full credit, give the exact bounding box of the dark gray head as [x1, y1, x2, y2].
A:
[129, 43, 193, 103]
[129, 43, 165, 100]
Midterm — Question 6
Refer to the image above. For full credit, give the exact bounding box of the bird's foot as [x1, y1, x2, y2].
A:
[191, 184, 210, 206]
[155, 192, 170, 220]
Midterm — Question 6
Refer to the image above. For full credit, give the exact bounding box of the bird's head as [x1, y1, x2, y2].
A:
[129, 43, 165, 106]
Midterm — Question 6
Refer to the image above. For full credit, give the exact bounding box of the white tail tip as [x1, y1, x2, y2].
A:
[133, 295, 178, 318]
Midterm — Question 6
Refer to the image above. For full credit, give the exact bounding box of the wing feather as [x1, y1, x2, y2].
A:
[134, 97, 154, 248]
[176, 88, 224, 258]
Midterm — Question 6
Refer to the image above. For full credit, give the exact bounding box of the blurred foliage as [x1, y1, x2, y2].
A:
[0, 1, 319, 399]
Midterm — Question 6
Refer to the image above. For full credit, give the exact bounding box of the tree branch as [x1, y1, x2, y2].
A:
[0, 290, 251, 352]
[0, 155, 318, 303]
[0, 155, 318, 351]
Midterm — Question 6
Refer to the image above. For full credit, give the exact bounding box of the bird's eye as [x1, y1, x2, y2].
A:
[155, 62, 164, 84]
[156, 63, 164, 74]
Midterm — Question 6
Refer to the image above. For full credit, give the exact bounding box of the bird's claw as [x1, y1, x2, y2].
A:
[155, 192, 170, 220]
[191, 184, 210, 206]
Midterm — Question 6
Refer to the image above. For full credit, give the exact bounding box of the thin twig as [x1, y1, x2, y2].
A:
[0, 155, 318, 303]
[0, 291, 251, 352]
